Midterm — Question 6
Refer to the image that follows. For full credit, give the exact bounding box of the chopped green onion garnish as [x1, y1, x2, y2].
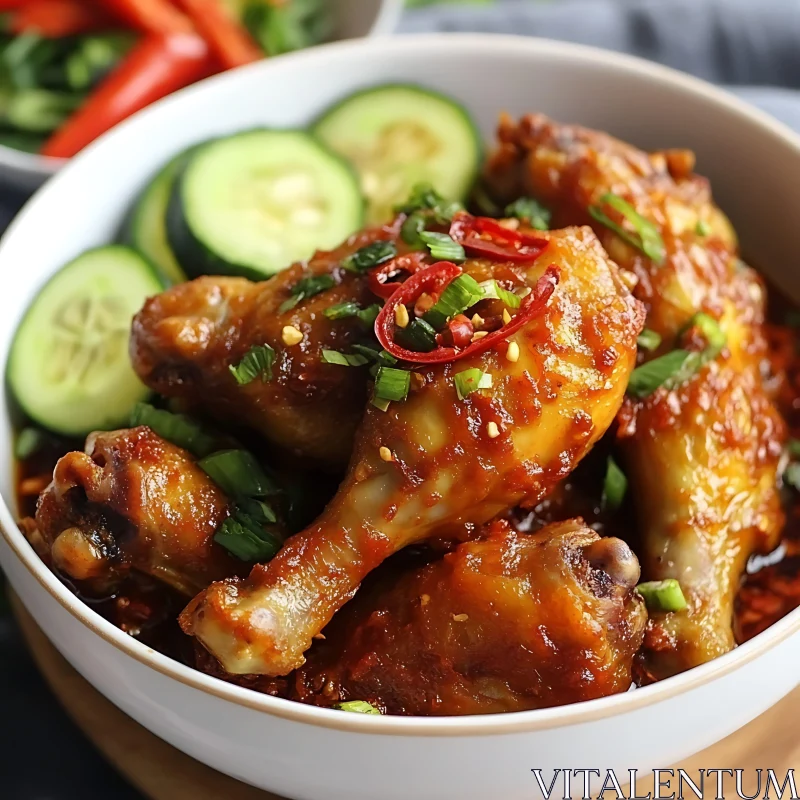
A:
[479, 279, 522, 309]
[589, 193, 666, 264]
[350, 344, 398, 366]
[371, 396, 391, 412]
[238, 497, 278, 525]
[454, 368, 492, 400]
[695, 219, 711, 236]
[321, 349, 369, 367]
[229, 344, 275, 385]
[279, 274, 336, 313]
[14, 427, 50, 461]
[789, 439, 800, 458]
[334, 700, 381, 715]
[342, 240, 397, 272]
[323, 301, 381, 327]
[785, 463, 800, 492]
[601, 456, 627, 511]
[637, 328, 662, 352]
[689, 312, 727, 355]
[419, 230, 466, 263]
[395, 183, 462, 221]
[214, 509, 281, 562]
[395, 318, 437, 353]
[504, 197, 551, 231]
[198, 449, 278, 499]
[374, 366, 411, 402]
[423, 274, 484, 329]
[130, 403, 219, 458]
[636, 579, 688, 612]
[400, 211, 427, 247]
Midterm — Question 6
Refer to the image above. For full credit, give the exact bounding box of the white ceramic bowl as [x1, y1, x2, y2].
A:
[2, 34, 800, 800]
[0, 0, 402, 194]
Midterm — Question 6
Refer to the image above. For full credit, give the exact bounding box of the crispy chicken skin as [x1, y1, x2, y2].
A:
[293, 519, 646, 715]
[483, 114, 786, 678]
[29, 426, 243, 596]
[180, 225, 645, 676]
[130, 223, 408, 471]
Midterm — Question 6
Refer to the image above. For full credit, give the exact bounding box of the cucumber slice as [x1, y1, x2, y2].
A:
[167, 130, 363, 280]
[7, 246, 164, 437]
[125, 151, 192, 285]
[313, 84, 482, 225]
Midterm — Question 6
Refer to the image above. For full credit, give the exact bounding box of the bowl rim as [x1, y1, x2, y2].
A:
[2, 31, 800, 738]
[0, 0, 404, 179]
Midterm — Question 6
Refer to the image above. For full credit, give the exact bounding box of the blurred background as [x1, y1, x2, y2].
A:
[2, 0, 799, 797]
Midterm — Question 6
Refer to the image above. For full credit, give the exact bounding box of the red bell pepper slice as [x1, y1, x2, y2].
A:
[368, 251, 428, 300]
[450, 212, 549, 263]
[375, 262, 561, 364]
[105, 0, 194, 36]
[41, 34, 213, 159]
[175, 0, 263, 69]
[10, 0, 117, 37]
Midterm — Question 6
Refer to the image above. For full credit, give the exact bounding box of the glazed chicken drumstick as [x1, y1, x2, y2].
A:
[483, 114, 786, 678]
[181, 224, 645, 676]
[293, 518, 646, 715]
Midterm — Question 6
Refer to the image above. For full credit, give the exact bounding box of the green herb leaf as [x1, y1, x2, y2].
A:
[504, 197, 551, 231]
[419, 230, 466, 263]
[279, 274, 336, 312]
[637, 328, 662, 352]
[479, 279, 522, 309]
[636, 579, 688, 612]
[130, 403, 219, 458]
[424, 274, 484, 329]
[589, 193, 666, 264]
[341, 240, 397, 272]
[334, 700, 381, 715]
[601, 456, 627, 511]
[198, 449, 278, 499]
[321, 349, 369, 367]
[214, 509, 281, 562]
[374, 366, 411, 402]
[323, 301, 381, 327]
[229, 344, 275, 385]
[454, 368, 493, 400]
[395, 318, 437, 353]
[14, 427, 50, 461]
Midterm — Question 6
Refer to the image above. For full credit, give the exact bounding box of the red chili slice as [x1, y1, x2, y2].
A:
[376, 263, 561, 364]
[450, 211, 549, 262]
[367, 251, 428, 299]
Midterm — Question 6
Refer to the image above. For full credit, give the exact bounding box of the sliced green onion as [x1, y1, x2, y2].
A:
[636, 579, 688, 612]
[14, 427, 49, 461]
[374, 366, 411, 402]
[279, 274, 336, 313]
[334, 700, 381, 715]
[504, 197, 551, 231]
[342, 240, 397, 272]
[789, 439, 800, 458]
[350, 344, 398, 366]
[454, 368, 492, 400]
[423, 274, 484, 329]
[400, 211, 426, 247]
[323, 301, 381, 327]
[690, 312, 726, 355]
[129, 403, 219, 458]
[589, 193, 666, 264]
[229, 344, 275, 385]
[321, 349, 369, 367]
[479, 279, 522, 309]
[238, 497, 278, 525]
[695, 219, 711, 236]
[419, 231, 466, 263]
[785, 463, 800, 492]
[601, 456, 627, 511]
[637, 328, 662, 352]
[214, 509, 281, 562]
[198, 449, 278, 499]
[371, 396, 391, 412]
[395, 318, 437, 353]
[394, 183, 462, 221]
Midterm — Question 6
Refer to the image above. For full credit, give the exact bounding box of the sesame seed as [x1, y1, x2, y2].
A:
[395, 303, 410, 328]
[502, 308, 512, 325]
[486, 421, 500, 439]
[452, 613, 469, 622]
[379, 446, 394, 462]
[471, 313, 484, 328]
[471, 331, 488, 342]
[281, 325, 303, 346]
[506, 341, 520, 362]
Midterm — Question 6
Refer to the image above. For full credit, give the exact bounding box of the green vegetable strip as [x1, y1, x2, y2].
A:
[419, 230, 466, 263]
[214, 510, 281, 562]
[504, 197, 551, 231]
[324, 301, 381, 327]
[198, 449, 278, 499]
[589, 192, 666, 264]
[424, 274, 484, 329]
[374, 366, 411, 402]
[601, 456, 627, 511]
[636, 579, 688, 612]
[395, 318, 437, 353]
[129, 403, 219, 458]
[479, 279, 522, 309]
[335, 700, 381, 715]
[279, 274, 336, 312]
[229, 344, 275, 385]
[341, 240, 397, 272]
[637, 328, 662, 352]
[454, 368, 492, 400]
[321, 349, 369, 367]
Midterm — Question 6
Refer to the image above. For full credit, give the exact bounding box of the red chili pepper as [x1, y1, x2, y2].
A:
[10, 0, 116, 37]
[450, 212, 549, 263]
[41, 34, 213, 159]
[105, 0, 194, 35]
[368, 251, 428, 300]
[175, 0, 263, 69]
[376, 263, 561, 364]
[437, 314, 474, 349]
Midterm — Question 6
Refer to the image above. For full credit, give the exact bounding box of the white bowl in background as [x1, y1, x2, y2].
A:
[1, 34, 800, 800]
[0, 0, 402, 194]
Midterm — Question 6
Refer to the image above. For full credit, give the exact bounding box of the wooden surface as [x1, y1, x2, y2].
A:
[12, 594, 800, 800]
